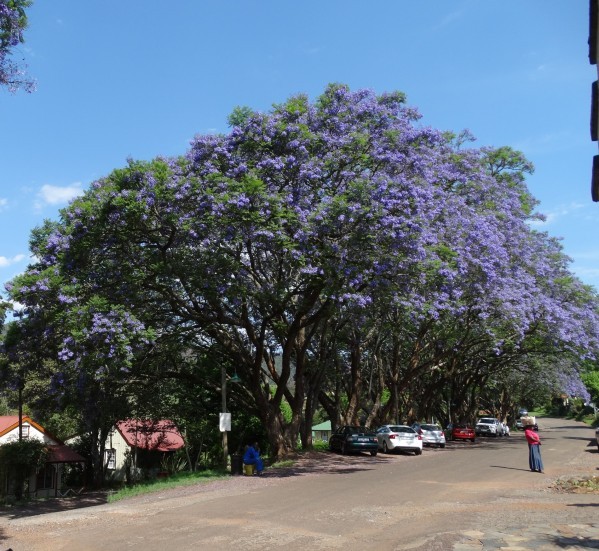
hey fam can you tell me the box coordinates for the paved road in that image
[1,417,598,550]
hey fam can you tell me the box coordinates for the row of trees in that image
[2,85,599,484]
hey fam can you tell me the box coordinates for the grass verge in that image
[554,475,599,494]
[107,469,228,503]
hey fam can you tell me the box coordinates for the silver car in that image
[376,425,423,455]
[411,423,446,448]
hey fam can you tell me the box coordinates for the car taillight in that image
[417,435,422,440]
[389,434,396,439]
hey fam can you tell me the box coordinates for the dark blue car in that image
[329,425,378,456]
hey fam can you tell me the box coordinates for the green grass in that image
[269,459,295,468]
[107,469,227,503]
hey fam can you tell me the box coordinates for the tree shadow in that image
[549,534,599,548]
[262,450,399,478]
[0,491,109,520]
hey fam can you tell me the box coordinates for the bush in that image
[0,440,48,499]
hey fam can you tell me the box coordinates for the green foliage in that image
[227,106,255,127]
[582,369,599,405]
[0,439,47,469]
[309,439,329,451]
[0,439,48,498]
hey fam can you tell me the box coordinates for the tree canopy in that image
[5,84,599,460]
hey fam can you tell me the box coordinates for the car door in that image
[330,427,344,451]
[376,426,389,449]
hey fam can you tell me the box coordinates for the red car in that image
[450,423,476,442]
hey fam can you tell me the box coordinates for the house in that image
[0,415,85,498]
[104,419,185,481]
[311,420,332,442]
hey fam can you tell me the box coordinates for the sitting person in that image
[242,442,264,474]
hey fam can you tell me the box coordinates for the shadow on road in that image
[550,534,599,548]
[0,491,110,521]
[489,465,531,472]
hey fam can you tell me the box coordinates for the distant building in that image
[311,420,332,442]
[0,415,84,498]
[104,419,185,481]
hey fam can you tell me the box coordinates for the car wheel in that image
[440,444,445,448]
[383,441,389,454]
[341,442,347,455]
[470,438,475,442]
[370,450,378,456]
[415,448,422,455]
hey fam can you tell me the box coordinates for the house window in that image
[21,425,29,439]
[36,464,55,489]
[105,449,116,470]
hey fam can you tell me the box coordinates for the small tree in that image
[0,439,47,500]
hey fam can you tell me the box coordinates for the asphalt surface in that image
[0,416,598,550]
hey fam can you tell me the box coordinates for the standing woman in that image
[524,423,543,473]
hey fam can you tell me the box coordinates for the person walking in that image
[524,423,543,473]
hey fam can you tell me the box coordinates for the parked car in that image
[329,426,378,456]
[515,418,524,430]
[376,425,423,455]
[450,423,476,442]
[411,423,446,448]
[475,417,505,437]
[518,407,528,417]
[502,423,510,437]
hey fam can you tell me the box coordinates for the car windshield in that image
[388,426,414,433]
[421,425,440,431]
[455,424,470,428]
[479,418,495,423]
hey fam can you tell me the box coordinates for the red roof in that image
[116,419,184,452]
[0,416,84,464]
[47,444,85,463]
[0,415,48,439]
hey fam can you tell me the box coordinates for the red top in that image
[524,428,540,445]
[116,419,184,452]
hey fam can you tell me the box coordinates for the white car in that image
[376,425,423,455]
[411,423,446,448]
[475,417,505,437]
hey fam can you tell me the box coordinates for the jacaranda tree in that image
[7,84,599,459]
[0,0,34,93]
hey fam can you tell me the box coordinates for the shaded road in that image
[1,417,598,550]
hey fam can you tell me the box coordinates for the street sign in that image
[219,412,231,432]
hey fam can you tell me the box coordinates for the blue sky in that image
[1,1,598,299]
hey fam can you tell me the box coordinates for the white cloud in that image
[35,183,84,211]
[0,198,7,211]
[0,254,26,268]
[529,202,587,227]
[512,131,583,156]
